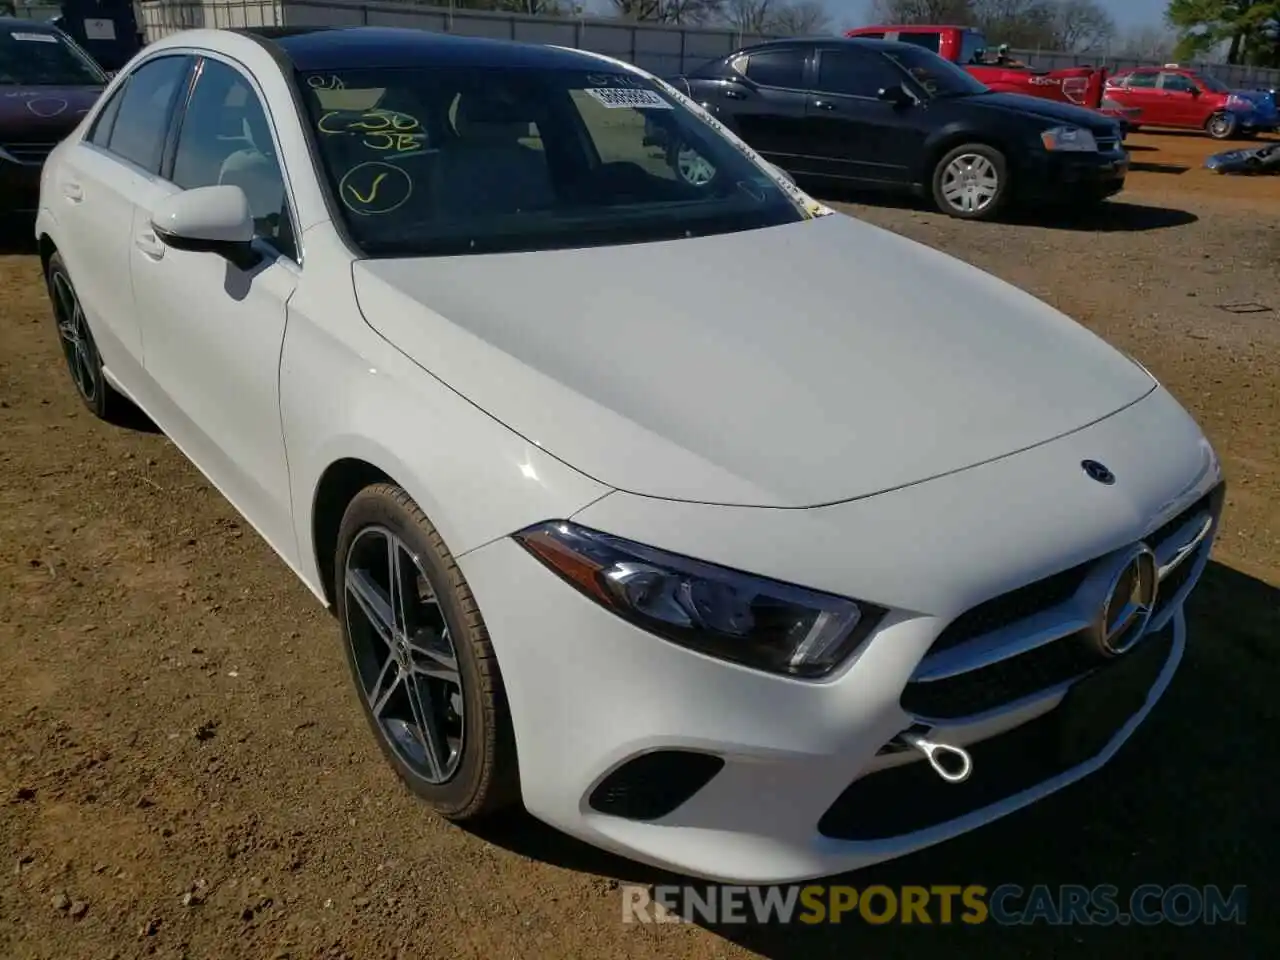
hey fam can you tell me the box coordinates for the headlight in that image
[1040,126,1097,151]
[513,521,886,679]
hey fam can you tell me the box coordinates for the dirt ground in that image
[1,131,1277,959]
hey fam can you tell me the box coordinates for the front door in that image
[804,46,926,185]
[129,55,301,557]
[1158,72,1205,127]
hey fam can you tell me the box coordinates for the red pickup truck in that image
[845,24,1138,129]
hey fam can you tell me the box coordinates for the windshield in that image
[882,45,990,98]
[0,28,106,86]
[299,65,808,257]
[1192,73,1230,93]
[959,30,988,65]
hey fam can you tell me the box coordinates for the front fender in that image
[279,234,611,600]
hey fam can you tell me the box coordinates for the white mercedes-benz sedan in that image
[35,25,1224,884]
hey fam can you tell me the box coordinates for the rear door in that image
[1113,70,1167,123]
[804,46,925,185]
[715,46,816,173]
[48,53,194,386]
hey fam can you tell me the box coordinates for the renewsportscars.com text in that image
[622,883,1248,926]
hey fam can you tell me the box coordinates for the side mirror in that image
[1189,86,1202,96]
[151,185,258,269]
[877,85,911,107]
[768,161,796,185]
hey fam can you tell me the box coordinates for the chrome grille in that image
[1096,136,1120,152]
[0,142,57,166]
[901,483,1224,721]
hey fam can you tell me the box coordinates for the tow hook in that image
[898,731,973,784]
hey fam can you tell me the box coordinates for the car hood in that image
[963,91,1116,132]
[0,84,102,138]
[353,214,1155,508]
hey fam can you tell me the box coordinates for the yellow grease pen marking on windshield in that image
[307,74,345,91]
[338,161,413,216]
[319,110,425,152]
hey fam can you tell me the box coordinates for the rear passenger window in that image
[1125,72,1158,88]
[88,82,127,147]
[106,55,191,173]
[743,49,807,89]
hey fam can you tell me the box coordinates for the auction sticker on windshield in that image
[583,87,672,110]
[10,32,59,43]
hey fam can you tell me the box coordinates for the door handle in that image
[723,89,746,100]
[814,100,837,111]
[62,181,83,203]
[134,230,165,260]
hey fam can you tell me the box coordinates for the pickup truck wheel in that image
[1206,111,1239,140]
[932,144,1008,220]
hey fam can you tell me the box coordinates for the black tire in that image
[1206,111,1239,140]
[931,143,1009,221]
[44,251,118,420]
[334,482,520,821]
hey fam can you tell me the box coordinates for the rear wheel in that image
[1206,111,1239,140]
[45,251,118,420]
[931,144,1009,221]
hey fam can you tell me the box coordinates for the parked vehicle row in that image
[661,37,1128,221]
[843,23,1140,133]
[35,24,1223,886]
[1105,65,1279,140]
[0,16,107,223]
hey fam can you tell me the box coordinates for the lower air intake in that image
[588,750,724,821]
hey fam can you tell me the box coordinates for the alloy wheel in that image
[941,153,1000,214]
[50,270,98,404]
[344,525,465,784]
[676,145,717,186]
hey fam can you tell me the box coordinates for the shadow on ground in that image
[473,561,1275,957]
[0,224,37,255]
[811,183,1198,232]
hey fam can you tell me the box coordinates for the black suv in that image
[654,38,1127,220]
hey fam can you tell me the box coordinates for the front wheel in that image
[334,483,520,821]
[1206,111,1239,140]
[931,144,1009,220]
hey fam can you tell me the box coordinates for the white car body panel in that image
[34,27,1224,885]
[356,213,1155,507]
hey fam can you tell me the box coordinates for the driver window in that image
[171,58,295,261]
[815,50,903,98]
[1159,73,1196,93]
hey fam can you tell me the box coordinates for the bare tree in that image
[769,0,830,34]
[1113,24,1181,61]
[724,0,775,32]
[609,0,727,23]
[1052,0,1115,53]
[868,0,976,21]
[727,0,830,33]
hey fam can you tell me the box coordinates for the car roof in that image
[739,36,937,55]
[239,25,616,73]
[0,16,58,31]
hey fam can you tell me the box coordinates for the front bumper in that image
[1017,148,1128,203]
[458,387,1222,883]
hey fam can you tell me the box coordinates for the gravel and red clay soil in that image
[2,131,1277,959]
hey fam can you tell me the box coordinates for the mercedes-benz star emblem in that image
[1087,544,1159,657]
[1082,460,1116,484]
